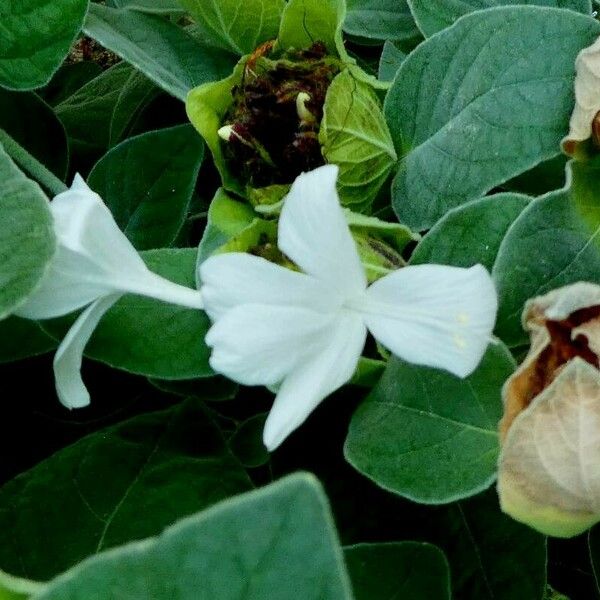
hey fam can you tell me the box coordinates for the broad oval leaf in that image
[0,147,55,319]
[345,343,516,503]
[344,542,451,600]
[34,474,353,600]
[42,248,213,379]
[385,6,600,230]
[84,4,237,101]
[88,124,204,250]
[408,0,591,38]
[410,193,529,270]
[0,0,88,91]
[0,399,251,581]
[178,0,285,55]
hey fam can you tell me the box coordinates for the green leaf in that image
[148,376,238,402]
[493,162,600,347]
[278,0,345,56]
[408,0,592,37]
[0,570,43,600]
[410,193,529,270]
[345,209,418,251]
[0,317,56,363]
[35,474,353,599]
[344,542,451,599]
[88,124,204,250]
[0,0,88,91]
[43,248,212,379]
[0,147,55,319]
[0,90,68,179]
[87,249,211,378]
[384,6,600,230]
[320,70,397,211]
[55,62,134,159]
[378,41,406,83]
[0,399,251,581]
[41,61,103,107]
[588,526,600,595]
[84,4,237,101]
[109,69,159,145]
[229,414,270,468]
[113,0,185,13]
[197,187,263,264]
[178,0,285,55]
[345,343,516,503]
[436,489,547,600]
[344,0,420,43]
[186,61,246,197]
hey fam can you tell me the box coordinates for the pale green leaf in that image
[320,70,397,211]
[278,0,345,56]
[178,0,285,55]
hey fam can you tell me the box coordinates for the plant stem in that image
[0,128,68,196]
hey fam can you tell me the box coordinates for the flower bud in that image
[498,282,600,537]
[186,40,395,212]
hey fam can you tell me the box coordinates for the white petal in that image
[206,304,339,386]
[199,252,340,321]
[16,177,203,319]
[53,294,121,409]
[50,175,148,275]
[354,264,497,378]
[263,311,367,451]
[278,165,367,296]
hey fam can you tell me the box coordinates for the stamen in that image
[296,92,316,124]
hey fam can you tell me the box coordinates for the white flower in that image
[15,175,204,409]
[199,165,498,451]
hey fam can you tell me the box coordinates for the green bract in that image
[186,0,395,211]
